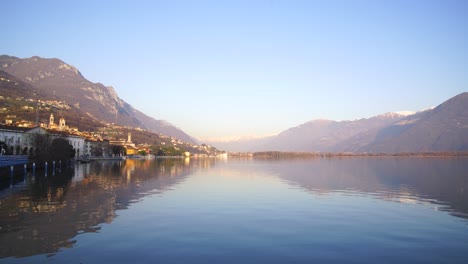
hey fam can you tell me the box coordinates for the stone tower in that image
[49,114,55,127]
[59,117,66,130]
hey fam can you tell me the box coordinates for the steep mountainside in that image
[0,55,196,144]
[0,70,48,99]
[0,70,108,131]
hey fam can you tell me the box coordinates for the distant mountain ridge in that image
[344,93,468,152]
[2,55,465,153]
[263,113,408,152]
[0,55,197,144]
[207,93,468,153]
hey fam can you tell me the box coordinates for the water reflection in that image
[266,157,468,219]
[1,157,467,261]
[0,158,213,258]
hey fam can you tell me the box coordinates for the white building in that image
[0,125,85,157]
[67,134,85,157]
[84,139,111,157]
[0,126,44,155]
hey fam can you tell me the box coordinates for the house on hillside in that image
[109,132,139,156]
[125,145,138,155]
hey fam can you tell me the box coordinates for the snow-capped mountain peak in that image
[394,111,416,116]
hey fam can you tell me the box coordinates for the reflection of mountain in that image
[0,158,211,258]
[270,158,468,219]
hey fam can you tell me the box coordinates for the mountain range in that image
[207,93,468,153]
[0,55,196,144]
[1,55,466,153]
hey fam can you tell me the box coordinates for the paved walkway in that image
[0,155,29,167]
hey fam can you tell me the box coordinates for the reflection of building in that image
[0,157,204,258]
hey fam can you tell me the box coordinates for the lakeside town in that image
[0,113,225,158]
[2,94,467,172]
[0,95,226,170]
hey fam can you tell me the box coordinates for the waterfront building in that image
[0,125,85,157]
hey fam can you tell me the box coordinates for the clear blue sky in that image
[3,0,467,140]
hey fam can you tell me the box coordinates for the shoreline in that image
[232,151,468,158]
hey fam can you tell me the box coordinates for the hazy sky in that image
[3,0,468,140]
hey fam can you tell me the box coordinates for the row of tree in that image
[28,134,75,163]
[252,151,468,158]
[151,146,185,156]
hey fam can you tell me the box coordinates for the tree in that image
[0,141,7,155]
[91,142,103,157]
[110,145,125,156]
[51,138,75,160]
[151,146,185,156]
[29,134,75,162]
[29,134,52,162]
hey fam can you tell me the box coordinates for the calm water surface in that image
[1,157,468,263]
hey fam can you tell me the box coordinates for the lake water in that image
[1,157,468,263]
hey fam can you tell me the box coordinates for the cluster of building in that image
[0,114,135,158]
[1,111,227,160]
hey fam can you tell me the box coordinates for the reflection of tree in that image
[271,157,468,219]
[0,158,215,258]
